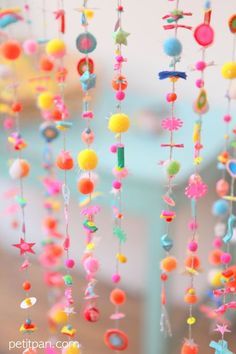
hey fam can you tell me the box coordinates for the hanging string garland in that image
[75,1,101,324]
[158,0,192,338]
[182,3,214,353]
[104,0,130,351]
[208,13,236,354]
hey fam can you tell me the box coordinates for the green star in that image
[113,28,130,45]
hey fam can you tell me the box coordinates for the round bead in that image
[212,199,229,216]
[208,249,222,266]
[221,253,232,265]
[184,288,198,305]
[83,306,100,322]
[62,345,80,354]
[77,149,98,171]
[40,56,54,72]
[57,151,74,170]
[213,237,223,249]
[112,180,122,190]
[160,273,168,282]
[187,316,196,325]
[78,178,94,194]
[112,273,121,283]
[104,329,128,351]
[195,61,206,71]
[81,129,95,145]
[116,90,125,101]
[223,114,232,123]
[161,256,177,272]
[221,62,236,79]
[12,102,22,113]
[1,40,21,60]
[3,117,14,129]
[163,37,182,57]
[22,281,31,291]
[195,79,204,88]
[83,256,99,273]
[110,145,117,153]
[46,38,66,59]
[166,92,177,102]
[23,39,38,55]
[185,255,201,270]
[166,160,181,177]
[108,113,130,133]
[65,259,75,268]
[188,241,198,252]
[181,341,198,354]
[110,288,126,306]
[216,179,229,197]
[9,159,30,179]
[37,91,54,110]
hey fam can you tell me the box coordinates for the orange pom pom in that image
[40,56,54,72]
[1,40,21,60]
[181,340,198,354]
[56,151,74,170]
[12,102,22,113]
[185,255,201,270]
[43,216,57,230]
[22,281,31,291]
[78,178,94,195]
[184,288,198,305]
[161,256,177,272]
[208,249,222,265]
[110,288,126,306]
[52,109,62,121]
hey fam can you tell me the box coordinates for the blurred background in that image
[1,0,236,353]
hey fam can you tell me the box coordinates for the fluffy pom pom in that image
[77,149,98,171]
[163,37,182,57]
[108,113,130,133]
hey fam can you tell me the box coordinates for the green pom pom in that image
[166,160,181,176]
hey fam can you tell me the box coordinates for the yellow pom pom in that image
[84,9,94,19]
[221,62,236,79]
[46,38,66,59]
[108,113,130,133]
[37,92,54,110]
[63,345,80,354]
[211,271,222,287]
[78,149,98,171]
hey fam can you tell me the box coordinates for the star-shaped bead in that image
[13,238,35,255]
[113,28,130,45]
[214,324,231,336]
[80,70,96,91]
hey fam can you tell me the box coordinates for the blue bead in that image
[212,199,229,216]
[163,37,182,57]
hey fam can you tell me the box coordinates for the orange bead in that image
[216,179,229,197]
[181,341,198,354]
[208,249,222,266]
[1,40,21,60]
[22,281,31,291]
[161,256,177,272]
[78,178,94,195]
[52,109,62,121]
[185,255,201,270]
[110,288,126,306]
[40,56,54,72]
[56,151,74,170]
[43,216,57,230]
[184,288,198,304]
[112,75,128,91]
[12,102,22,113]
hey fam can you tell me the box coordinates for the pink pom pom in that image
[221,253,232,265]
[195,61,206,71]
[116,90,125,101]
[188,220,198,231]
[65,259,75,268]
[213,237,223,249]
[112,166,129,179]
[23,39,38,55]
[112,180,122,190]
[188,240,198,252]
[223,114,232,123]
[3,117,14,129]
[112,273,121,283]
[84,256,99,273]
[196,79,204,88]
[110,144,117,153]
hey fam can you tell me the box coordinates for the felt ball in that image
[163,37,182,57]
[212,199,229,216]
[195,61,206,71]
[166,92,177,102]
[43,216,57,230]
[65,259,75,269]
[196,79,204,88]
[9,159,30,179]
[108,113,130,133]
[184,288,198,305]
[224,114,232,123]
[110,144,117,153]
[40,56,54,72]
[161,256,177,272]
[185,255,200,270]
[116,90,125,101]
[23,39,38,55]
[112,273,121,283]
[208,249,223,266]
[78,178,94,194]
[37,92,54,110]
[213,237,223,249]
[113,180,122,190]
[166,160,181,177]
[221,62,236,79]
[83,256,99,273]
[1,40,21,60]
[221,253,232,265]
[12,102,22,113]
[181,341,198,354]
[56,151,74,170]
[83,306,100,322]
[188,241,198,252]
[81,128,95,145]
[110,288,126,305]
[216,179,229,197]
[161,273,168,281]
[46,39,66,59]
[3,117,14,129]
[22,281,31,291]
[77,149,98,171]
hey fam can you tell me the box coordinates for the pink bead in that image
[81,129,95,145]
[188,220,198,231]
[84,256,99,273]
[116,90,125,101]
[112,273,121,283]
[213,237,223,249]
[195,61,206,71]
[196,79,204,88]
[116,55,124,63]
[65,259,75,268]
[112,180,122,190]
[110,144,117,153]
[188,240,198,252]
[23,39,38,55]
[221,253,232,264]
[216,179,229,197]
[3,117,14,129]
[223,114,232,123]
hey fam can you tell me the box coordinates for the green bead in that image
[166,160,181,176]
[117,146,125,168]
[63,274,73,286]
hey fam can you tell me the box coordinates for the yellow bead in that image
[187,316,196,325]
[84,9,94,19]
[108,113,130,133]
[221,62,236,79]
[77,149,98,171]
[86,243,95,250]
[116,253,127,263]
[37,91,54,110]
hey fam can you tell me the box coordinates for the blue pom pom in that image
[212,199,229,216]
[163,37,182,57]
